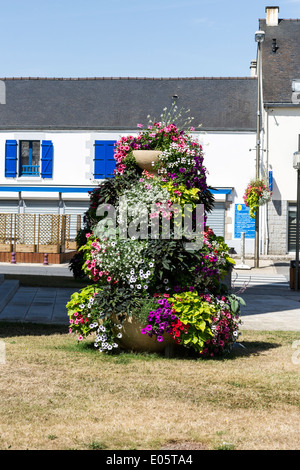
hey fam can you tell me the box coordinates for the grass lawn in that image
[0,322,299,451]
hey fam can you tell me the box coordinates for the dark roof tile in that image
[0,77,257,131]
[259,18,300,103]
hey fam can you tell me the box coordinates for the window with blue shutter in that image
[19,140,40,176]
[41,140,53,178]
[94,140,116,179]
[5,140,17,177]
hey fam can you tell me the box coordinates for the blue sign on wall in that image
[234,204,255,239]
[269,170,273,191]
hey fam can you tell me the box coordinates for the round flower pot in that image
[132,150,161,174]
[114,314,175,353]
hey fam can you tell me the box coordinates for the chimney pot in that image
[250,60,257,77]
[265,6,279,26]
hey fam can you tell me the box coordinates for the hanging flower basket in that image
[243,179,272,218]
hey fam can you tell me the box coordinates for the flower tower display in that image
[67,105,245,358]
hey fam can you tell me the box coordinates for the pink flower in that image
[137,123,143,128]
[107,276,112,282]
[78,335,83,341]
[86,233,91,238]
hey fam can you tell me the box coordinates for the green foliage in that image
[143,239,198,290]
[168,291,215,353]
[243,179,272,219]
[161,181,200,211]
[66,285,101,339]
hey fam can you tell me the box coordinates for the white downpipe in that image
[259,43,268,256]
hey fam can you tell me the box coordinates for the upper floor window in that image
[20,140,40,176]
[5,139,53,178]
[94,140,116,179]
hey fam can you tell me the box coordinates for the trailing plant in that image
[167,291,215,353]
[199,293,244,358]
[67,285,101,340]
[243,179,272,218]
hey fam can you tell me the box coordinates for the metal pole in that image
[295,168,300,290]
[241,232,245,265]
[254,42,262,268]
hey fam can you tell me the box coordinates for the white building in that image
[0,76,257,259]
[255,6,300,256]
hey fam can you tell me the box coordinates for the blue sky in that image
[1,0,300,78]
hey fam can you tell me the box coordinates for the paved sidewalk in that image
[0,259,299,331]
[233,258,300,331]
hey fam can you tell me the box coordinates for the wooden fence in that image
[0,213,81,254]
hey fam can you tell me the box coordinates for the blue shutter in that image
[94,140,116,179]
[94,141,106,179]
[5,140,17,177]
[41,140,53,178]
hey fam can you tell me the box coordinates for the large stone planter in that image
[113,314,175,353]
[132,150,161,174]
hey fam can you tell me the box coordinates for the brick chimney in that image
[265,6,279,26]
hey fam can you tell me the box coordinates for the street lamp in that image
[293,151,300,290]
[254,30,265,268]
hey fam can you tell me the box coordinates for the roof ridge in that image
[0,76,255,81]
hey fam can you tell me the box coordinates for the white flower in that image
[117,333,122,338]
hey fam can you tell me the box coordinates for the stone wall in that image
[267,199,287,255]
